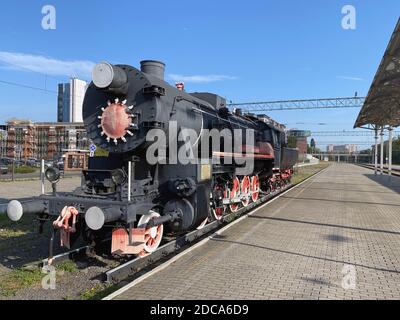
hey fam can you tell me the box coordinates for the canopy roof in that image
[354,18,400,128]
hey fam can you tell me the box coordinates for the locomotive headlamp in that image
[111,169,127,185]
[45,167,60,183]
[92,61,128,90]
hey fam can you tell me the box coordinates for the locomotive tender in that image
[6,60,298,257]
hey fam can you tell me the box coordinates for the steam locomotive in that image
[6,60,298,257]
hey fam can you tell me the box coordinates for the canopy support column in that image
[380,127,384,175]
[388,126,393,180]
[374,127,378,175]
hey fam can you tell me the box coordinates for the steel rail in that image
[357,163,400,177]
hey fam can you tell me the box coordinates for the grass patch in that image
[56,260,78,273]
[0,213,7,223]
[0,213,34,240]
[12,166,37,174]
[0,267,43,297]
[0,213,51,252]
[292,162,330,185]
[79,284,119,300]
[0,261,80,297]
[79,284,105,300]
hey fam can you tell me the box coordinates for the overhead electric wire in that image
[0,60,90,100]
[0,78,87,100]
[0,60,90,83]
[0,79,57,94]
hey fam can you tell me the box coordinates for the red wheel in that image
[269,179,276,193]
[137,211,163,254]
[251,175,260,202]
[241,176,251,207]
[212,207,224,220]
[210,185,227,221]
[229,177,240,212]
[196,218,208,229]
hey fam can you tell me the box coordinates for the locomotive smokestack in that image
[140,60,165,80]
[92,61,128,90]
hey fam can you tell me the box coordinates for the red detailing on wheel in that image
[211,185,227,221]
[111,227,146,255]
[280,169,293,185]
[138,211,164,254]
[213,207,224,220]
[197,218,208,229]
[269,177,276,193]
[111,211,163,256]
[251,175,260,202]
[229,177,240,212]
[241,176,251,207]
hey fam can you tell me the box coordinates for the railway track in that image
[357,163,400,177]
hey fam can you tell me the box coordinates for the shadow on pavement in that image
[300,276,336,287]
[295,186,398,194]
[210,237,400,275]
[363,174,400,194]
[280,195,400,207]
[248,215,400,236]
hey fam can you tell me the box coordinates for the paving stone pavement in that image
[114,164,400,300]
[0,176,81,204]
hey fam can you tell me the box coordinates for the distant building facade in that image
[4,119,88,161]
[287,130,311,160]
[346,144,358,153]
[295,137,308,156]
[327,144,358,153]
[0,126,7,158]
[57,78,87,123]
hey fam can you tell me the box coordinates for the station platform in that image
[110,164,400,300]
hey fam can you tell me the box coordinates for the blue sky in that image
[0,0,399,150]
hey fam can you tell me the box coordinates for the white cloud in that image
[0,51,239,84]
[336,75,365,81]
[168,73,237,83]
[0,51,95,79]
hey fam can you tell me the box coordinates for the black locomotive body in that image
[6,60,298,256]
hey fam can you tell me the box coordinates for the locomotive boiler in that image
[6,60,298,257]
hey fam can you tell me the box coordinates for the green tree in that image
[94,147,109,157]
[287,136,297,148]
